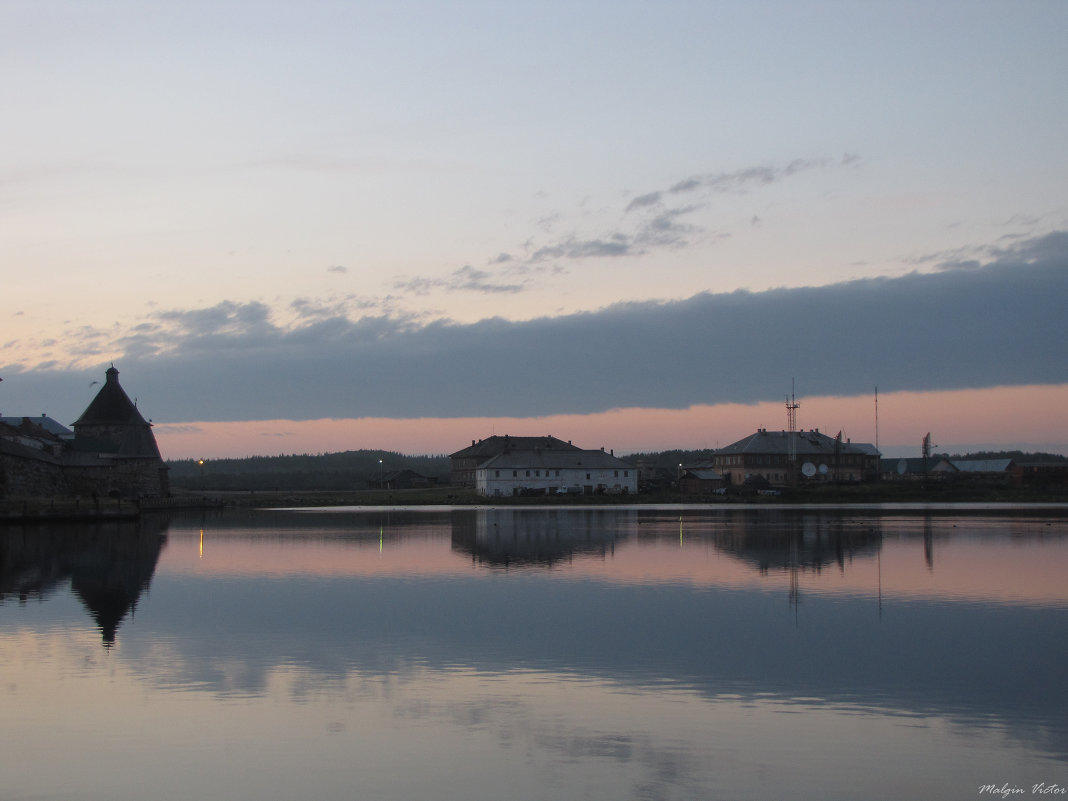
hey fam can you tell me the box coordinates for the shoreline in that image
[3,483,1067,522]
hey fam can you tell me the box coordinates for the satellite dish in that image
[897,458,908,475]
[801,462,817,478]
[818,464,829,475]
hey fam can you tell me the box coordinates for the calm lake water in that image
[2,504,1066,801]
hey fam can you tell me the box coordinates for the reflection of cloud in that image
[104,511,1068,764]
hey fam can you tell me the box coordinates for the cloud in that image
[518,156,841,271]
[3,231,1065,425]
[529,236,631,262]
[393,265,526,295]
[914,229,1068,272]
[665,159,831,197]
[634,205,703,248]
[450,266,525,294]
[624,192,662,212]
[390,156,847,295]
[327,265,348,274]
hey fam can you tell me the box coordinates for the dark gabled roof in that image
[879,456,955,474]
[951,458,1014,473]
[73,366,150,427]
[382,469,430,481]
[683,469,724,481]
[718,429,878,458]
[478,448,632,471]
[0,415,73,439]
[449,434,584,459]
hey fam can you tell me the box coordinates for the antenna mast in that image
[874,386,879,452]
[786,379,800,468]
[786,378,800,433]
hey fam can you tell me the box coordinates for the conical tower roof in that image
[72,366,161,459]
[74,366,149,427]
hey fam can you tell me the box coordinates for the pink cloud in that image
[154,384,1068,459]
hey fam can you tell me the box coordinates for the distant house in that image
[713,429,880,487]
[679,465,726,495]
[366,469,437,490]
[477,446,637,497]
[0,415,74,442]
[451,434,637,496]
[0,366,169,499]
[0,416,73,457]
[950,458,1015,475]
[1012,461,1068,488]
[879,456,956,480]
[449,435,583,488]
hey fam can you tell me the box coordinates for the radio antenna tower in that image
[874,386,879,452]
[786,379,800,433]
[786,379,800,466]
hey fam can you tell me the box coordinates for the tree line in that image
[167,450,451,492]
[167,447,1063,492]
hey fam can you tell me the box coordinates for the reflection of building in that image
[451,508,637,567]
[0,519,167,646]
[0,366,169,499]
[714,429,880,487]
[710,510,883,574]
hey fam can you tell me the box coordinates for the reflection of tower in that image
[0,520,167,647]
[69,525,167,647]
[923,516,934,570]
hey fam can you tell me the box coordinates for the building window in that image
[495,470,499,478]
[586,473,590,480]
[535,470,540,477]
[512,470,517,477]
[526,470,530,477]
[624,471,629,477]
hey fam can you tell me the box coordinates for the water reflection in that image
[450,507,637,567]
[1,506,1066,801]
[0,518,167,646]
[702,508,883,572]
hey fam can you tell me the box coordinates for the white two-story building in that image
[475,445,637,497]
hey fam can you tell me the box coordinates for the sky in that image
[2,1,1066,459]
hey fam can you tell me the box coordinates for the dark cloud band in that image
[3,232,1065,424]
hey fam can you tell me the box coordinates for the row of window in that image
[719,454,868,466]
[491,469,630,479]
